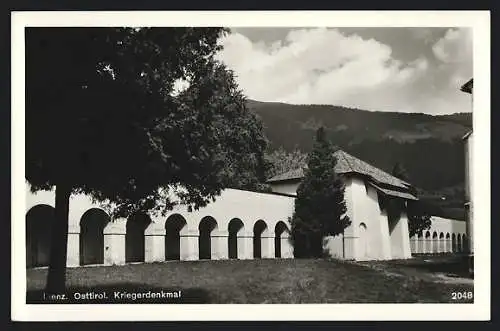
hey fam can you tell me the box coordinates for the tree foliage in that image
[264,146,308,179]
[406,201,433,237]
[290,127,350,258]
[248,99,469,192]
[26,27,268,292]
[392,162,409,182]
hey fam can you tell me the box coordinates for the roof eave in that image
[266,176,303,184]
[462,130,473,140]
[368,181,419,201]
[348,172,412,192]
[460,78,473,94]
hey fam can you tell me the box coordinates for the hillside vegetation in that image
[248,100,472,220]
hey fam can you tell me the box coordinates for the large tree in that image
[290,127,350,258]
[26,27,267,293]
[391,162,431,237]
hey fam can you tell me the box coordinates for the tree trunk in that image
[45,184,71,294]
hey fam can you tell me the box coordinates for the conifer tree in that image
[392,162,409,182]
[290,127,350,258]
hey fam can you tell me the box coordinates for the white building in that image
[26,187,295,268]
[267,149,417,261]
[461,78,474,272]
[26,150,468,268]
[409,216,466,255]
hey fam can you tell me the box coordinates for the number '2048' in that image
[451,291,473,300]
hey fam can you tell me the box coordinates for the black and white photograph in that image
[12,11,490,321]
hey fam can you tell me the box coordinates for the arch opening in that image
[228,218,244,259]
[165,214,187,260]
[274,221,290,258]
[253,220,268,259]
[26,205,55,268]
[358,222,369,260]
[198,216,218,260]
[79,208,110,266]
[125,212,151,263]
[425,231,431,254]
[439,232,444,253]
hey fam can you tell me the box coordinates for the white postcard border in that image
[11,10,491,321]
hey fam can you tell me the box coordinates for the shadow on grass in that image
[26,283,211,304]
[392,255,473,279]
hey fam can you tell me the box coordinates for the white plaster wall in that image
[411,216,467,254]
[378,207,392,260]
[26,178,430,266]
[26,187,111,266]
[340,177,355,259]
[465,132,473,255]
[155,188,295,235]
[348,178,370,260]
[321,177,399,261]
[324,177,354,259]
[389,210,412,259]
[465,132,473,202]
[348,178,394,261]
[26,187,112,231]
[25,184,296,267]
[103,219,126,265]
[26,185,296,234]
[366,185,392,260]
[467,202,473,254]
[324,234,344,259]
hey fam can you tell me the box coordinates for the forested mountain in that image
[248,100,473,220]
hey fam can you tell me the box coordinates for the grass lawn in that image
[26,258,474,304]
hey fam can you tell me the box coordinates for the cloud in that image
[431,28,473,92]
[432,28,472,64]
[412,28,434,44]
[218,28,429,112]
[217,27,472,114]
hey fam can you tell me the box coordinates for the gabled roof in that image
[460,78,473,94]
[267,150,412,191]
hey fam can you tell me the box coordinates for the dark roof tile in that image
[460,78,473,94]
[267,149,412,191]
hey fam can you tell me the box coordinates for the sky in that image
[216,27,473,115]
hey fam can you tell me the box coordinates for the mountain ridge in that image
[247,99,473,118]
[247,99,472,220]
